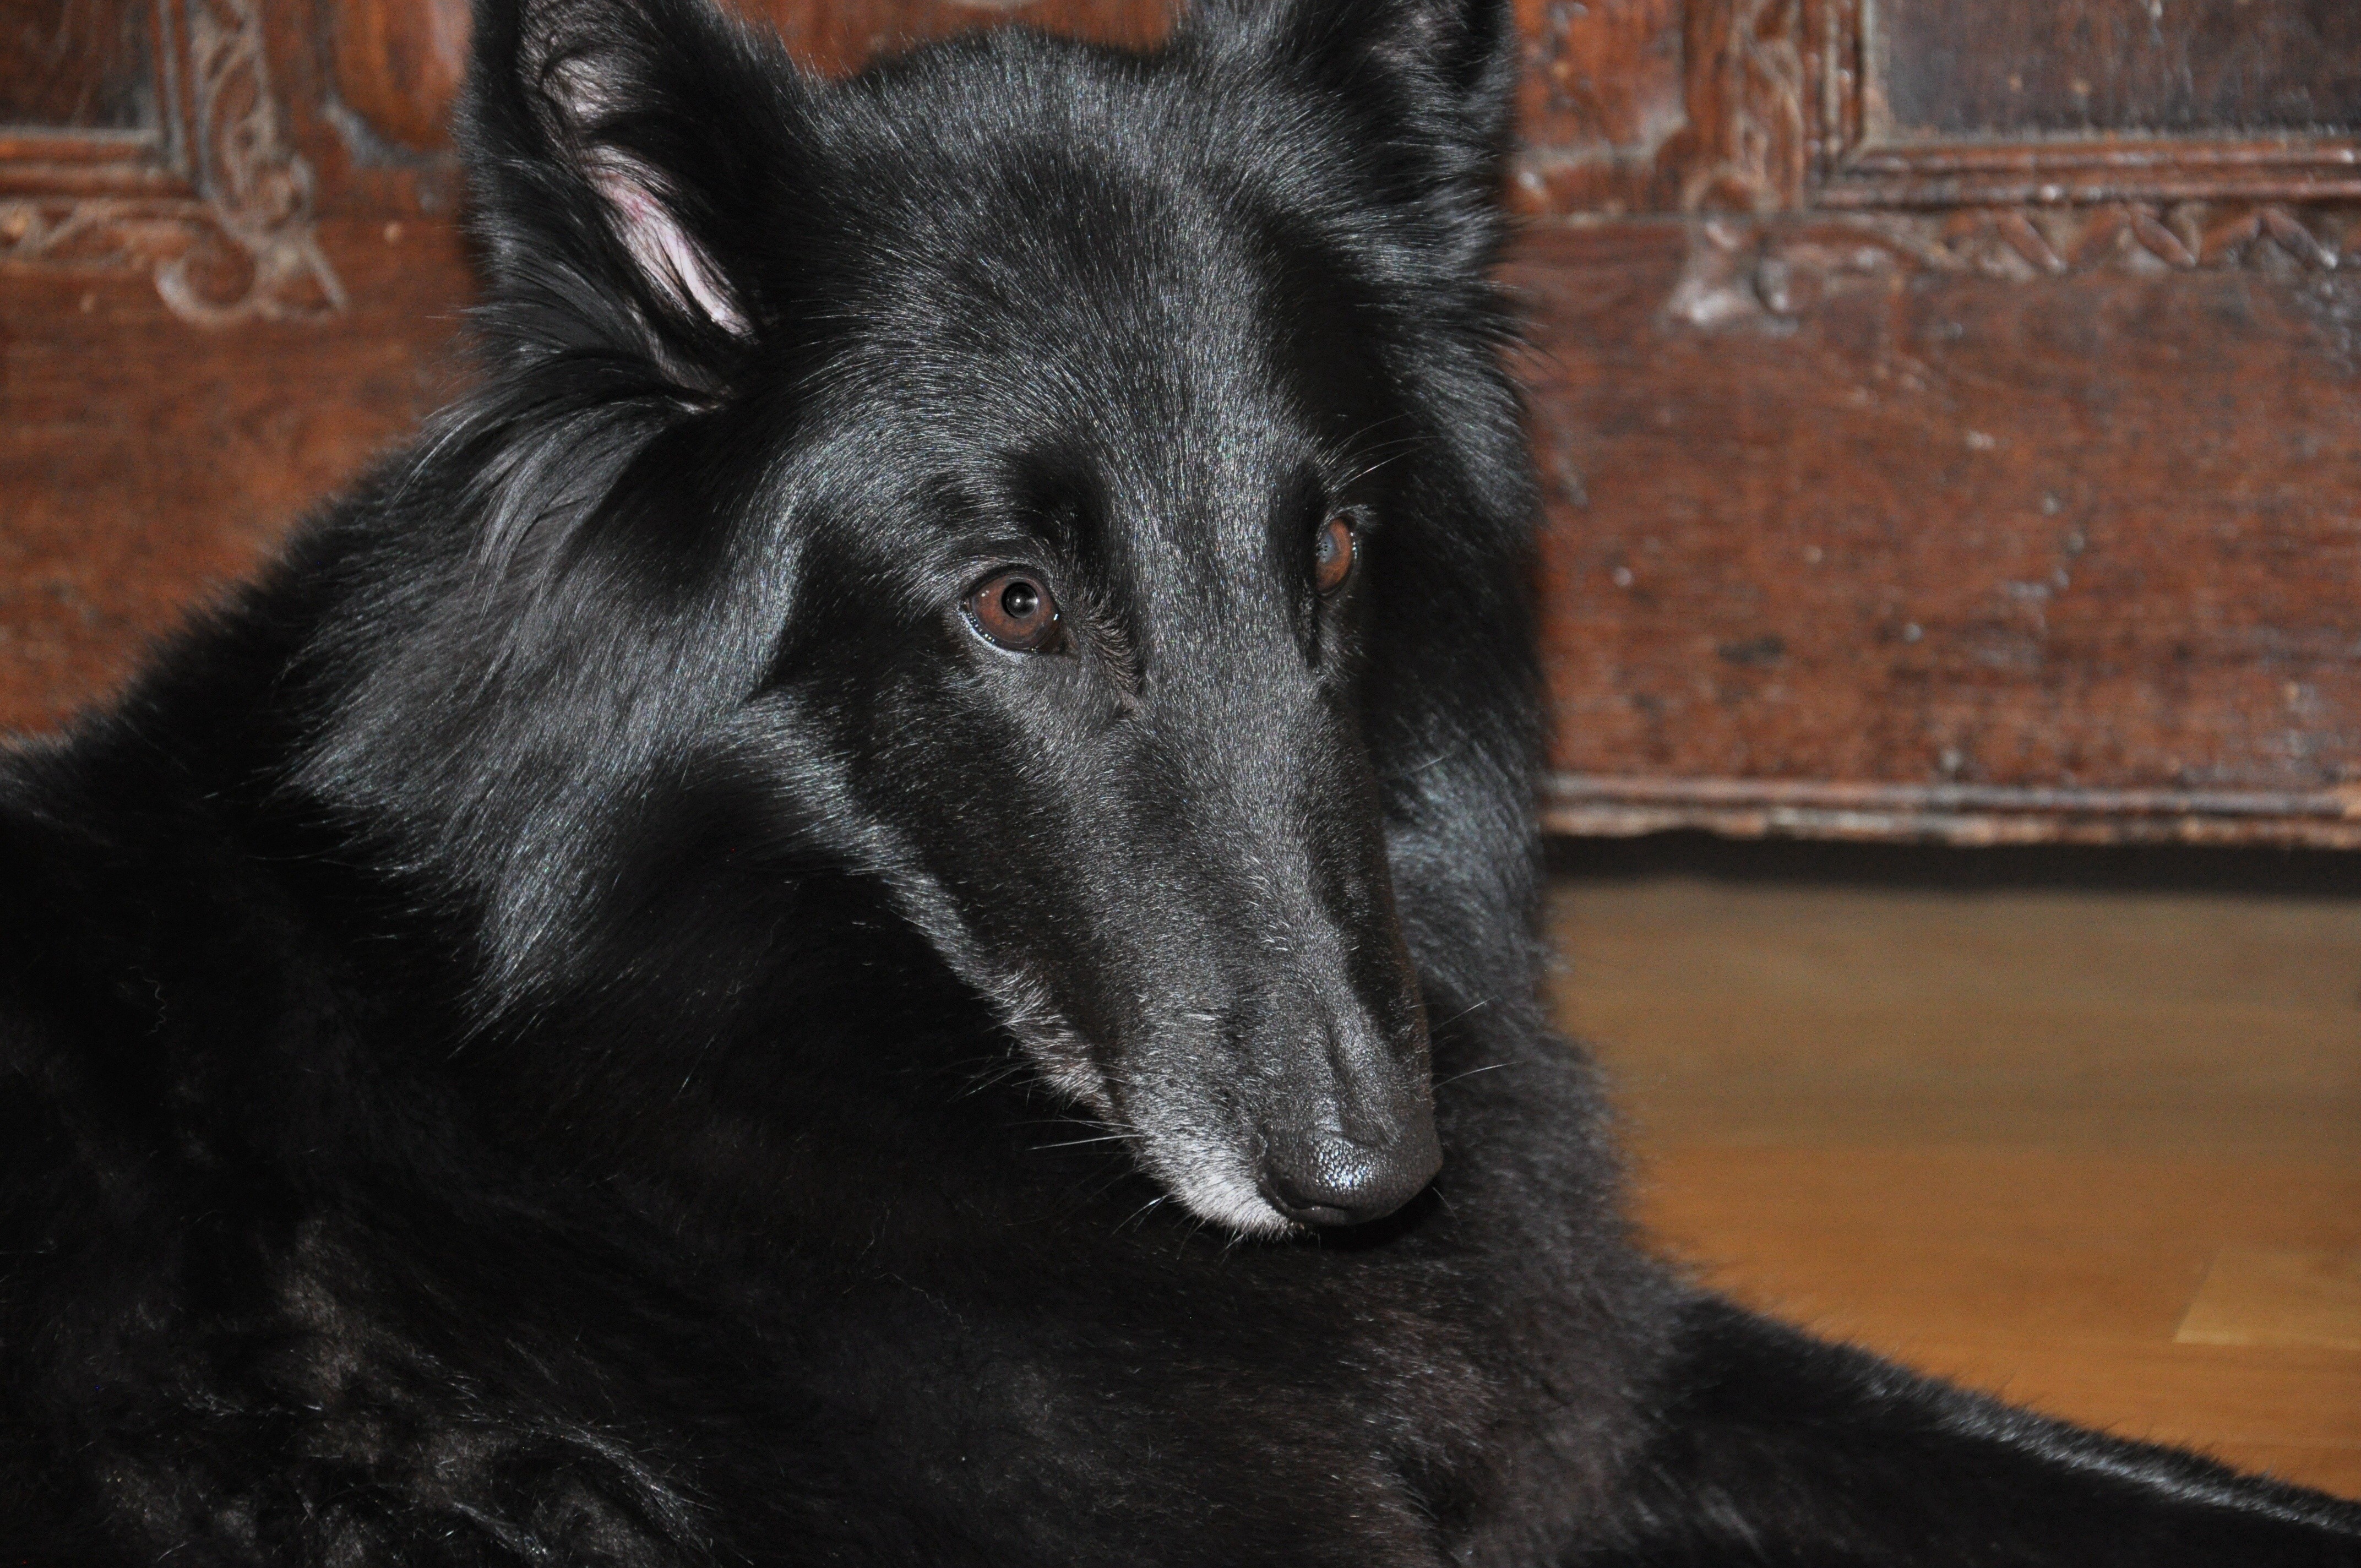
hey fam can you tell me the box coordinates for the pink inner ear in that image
[591,162,750,337]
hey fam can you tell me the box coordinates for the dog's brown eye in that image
[1313,514,1356,596]
[967,570,1064,652]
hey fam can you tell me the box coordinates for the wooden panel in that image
[1874,0,2361,140]
[331,0,469,150]
[1503,1,2361,214]
[731,0,1177,78]
[0,0,172,199]
[0,0,367,318]
[0,216,473,731]
[1503,0,2361,842]
[1508,0,1690,213]
[324,0,1182,134]
[1817,0,2361,208]
[0,0,156,129]
[2,0,2358,850]
[1512,215,2361,846]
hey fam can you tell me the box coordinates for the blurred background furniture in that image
[6,0,2360,846]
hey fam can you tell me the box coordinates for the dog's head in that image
[308,0,1538,1237]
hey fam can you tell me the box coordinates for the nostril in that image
[1259,1120,1442,1228]
[1261,1163,1362,1229]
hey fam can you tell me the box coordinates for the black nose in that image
[1260,1118,1442,1227]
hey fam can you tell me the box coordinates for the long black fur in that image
[3,0,2357,1561]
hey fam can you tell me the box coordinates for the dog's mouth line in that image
[893,890,1334,1240]
[987,1003,1301,1238]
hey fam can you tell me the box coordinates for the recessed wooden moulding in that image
[0,0,179,196]
[1813,0,2361,207]
[0,0,345,322]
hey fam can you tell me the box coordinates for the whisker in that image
[1433,997,1495,1032]
[1117,1194,1169,1232]
[1433,1061,1516,1091]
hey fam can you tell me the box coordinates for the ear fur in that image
[463,0,795,376]
[1192,0,1522,187]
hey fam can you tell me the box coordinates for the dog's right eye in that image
[1313,512,1357,596]
[965,571,1066,654]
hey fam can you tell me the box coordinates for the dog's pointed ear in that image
[463,0,793,374]
[1192,0,1520,177]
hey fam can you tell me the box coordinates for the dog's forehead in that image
[770,60,1388,580]
[857,156,1284,401]
[815,165,1338,520]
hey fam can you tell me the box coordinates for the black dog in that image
[3,0,2356,1560]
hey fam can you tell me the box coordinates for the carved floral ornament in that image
[0,0,344,325]
[4,0,2355,326]
[1667,201,2351,329]
[1633,0,2359,325]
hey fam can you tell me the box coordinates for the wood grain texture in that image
[1873,0,2361,140]
[3,0,2359,848]
[2179,1250,2361,1353]
[331,0,470,149]
[1548,869,2361,1498]
[0,0,156,129]
[729,0,1178,78]
[0,216,473,730]
[1547,869,2361,1159]
[1511,217,2361,840]
[1506,0,1689,214]
[1823,0,2361,209]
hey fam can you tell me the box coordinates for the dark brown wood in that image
[1495,0,2361,844]
[1814,0,2361,208]
[1504,0,2361,217]
[0,215,474,731]
[730,0,1179,78]
[3,0,2358,848]
[331,0,469,149]
[0,0,372,323]
[1541,776,2361,849]
[0,0,177,201]
[1816,141,2361,213]
[1505,0,1689,214]
[1510,0,1815,216]
[0,0,157,129]
[0,130,181,194]
[1511,214,2361,841]
[1872,0,2361,140]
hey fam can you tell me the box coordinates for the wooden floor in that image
[1546,850,2361,1500]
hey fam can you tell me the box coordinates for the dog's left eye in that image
[966,570,1067,654]
[1313,513,1357,596]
